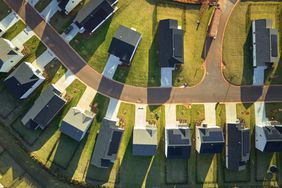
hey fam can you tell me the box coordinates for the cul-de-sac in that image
[0,0,281,187]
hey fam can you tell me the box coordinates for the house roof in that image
[166,127,191,159]
[74,0,115,34]
[226,123,250,171]
[21,84,67,130]
[197,126,224,153]
[0,38,23,70]
[4,62,45,99]
[58,0,82,14]
[157,19,184,68]
[132,126,157,156]
[60,107,95,141]
[91,118,124,168]
[108,25,141,65]
[262,123,282,152]
[252,19,278,67]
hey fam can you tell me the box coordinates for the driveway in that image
[105,97,121,121]
[254,102,267,126]
[204,103,216,125]
[161,68,173,87]
[40,0,59,22]
[76,87,97,111]
[225,103,237,123]
[54,70,76,91]
[11,26,35,49]
[253,67,266,85]
[0,11,19,37]
[27,0,40,7]
[135,104,147,128]
[165,104,177,127]
[32,49,55,70]
[102,55,121,79]
[61,23,80,43]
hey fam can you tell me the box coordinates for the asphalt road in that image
[4,0,282,104]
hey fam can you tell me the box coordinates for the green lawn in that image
[223,2,282,85]
[22,36,47,62]
[2,20,26,40]
[265,103,282,123]
[0,1,10,21]
[35,0,52,12]
[176,104,205,125]
[236,103,255,129]
[71,1,212,87]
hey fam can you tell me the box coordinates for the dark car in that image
[64,25,74,35]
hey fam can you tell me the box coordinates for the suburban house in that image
[58,0,83,15]
[158,19,184,87]
[133,125,157,156]
[0,38,24,73]
[165,127,191,159]
[108,25,142,66]
[21,84,67,130]
[256,121,282,152]
[196,124,225,153]
[74,0,118,35]
[91,118,124,168]
[225,121,250,171]
[4,62,45,99]
[60,107,95,142]
[252,19,278,68]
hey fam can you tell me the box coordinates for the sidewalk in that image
[165,104,177,127]
[135,104,147,128]
[204,103,216,125]
[76,87,97,111]
[11,26,35,50]
[105,98,121,121]
[32,49,55,70]
[0,11,19,36]
[54,70,76,91]
[40,0,59,22]
[102,55,121,79]
[225,103,237,123]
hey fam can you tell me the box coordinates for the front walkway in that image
[0,11,19,36]
[165,104,177,127]
[40,0,59,22]
[32,49,55,70]
[102,55,122,79]
[135,104,147,128]
[105,97,121,121]
[76,87,97,111]
[225,103,237,123]
[11,26,35,50]
[54,70,76,91]
[203,103,216,125]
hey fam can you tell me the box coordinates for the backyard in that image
[223,1,282,85]
[70,0,213,87]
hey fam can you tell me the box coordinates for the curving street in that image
[4,0,282,104]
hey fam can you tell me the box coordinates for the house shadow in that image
[242,26,253,85]
[201,37,213,59]
[196,153,215,184]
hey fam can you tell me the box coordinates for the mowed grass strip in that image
[2,20,26,40]
[223,2,281,85]
[22,36,47,62]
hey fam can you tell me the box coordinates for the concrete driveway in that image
[0,11,19,37]
[204,103,216,125]
[76,87,97,111]
[40,0,59,22]
[225,103,237,123]
[54,70,76,91]
[253,67,266,85]
[105,98,121,121]
[161,68,173,87]
[32,49,55,70]
[135,104,147,128]
[254,102,267,126]
[165,104,177,127]
[27,0,40,7]
[61,24,80,42]
[11,26,35,50]
[102,55,122,79]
